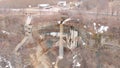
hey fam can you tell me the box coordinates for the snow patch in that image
[73,55,77,59]
[88,32,93,35]
[76,62,81,67]
[50,32,57,37]
[1,30,10,35]
[52,62,55,65]
[98,26,109,33]
[84,25,87,28]
[0,56,13,68]
[93,23,109,33]
[93,22,97,32]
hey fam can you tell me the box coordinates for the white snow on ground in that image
[93,22,97,32]
[80,37,86,45]
[82,42,86,45]
[98,26,109,33]
[49,32,67,37]
[84,25,87,28]
[1,30,10,35]
[73,55,77,59]
[76,62,81,67]
[73,59,81,67]
[88,32,93,35]
[93,23,109,33]
[0,56,13,68]
[57,21,61,24]
[50,32,58,37]
[52,62,55,65]
[72,55,81,68]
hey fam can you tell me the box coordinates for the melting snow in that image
[84,25,87,28]
[73,59,81,67]
[52,62,55,65]
[1,30,10,35]
[58,56,63,59]
[93,22,97,32]
[88,32,93,35]
[77,19,80,21]
[98,26,109,33]
[0,56,13,68]
[93,23,109,33]
[50,32,57,37]
[80,37,86,45]
[73,55,77,59]
[98,24,101,26]
[76,62,81,67]
[82,42,86,45]
[58,21,61,24]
